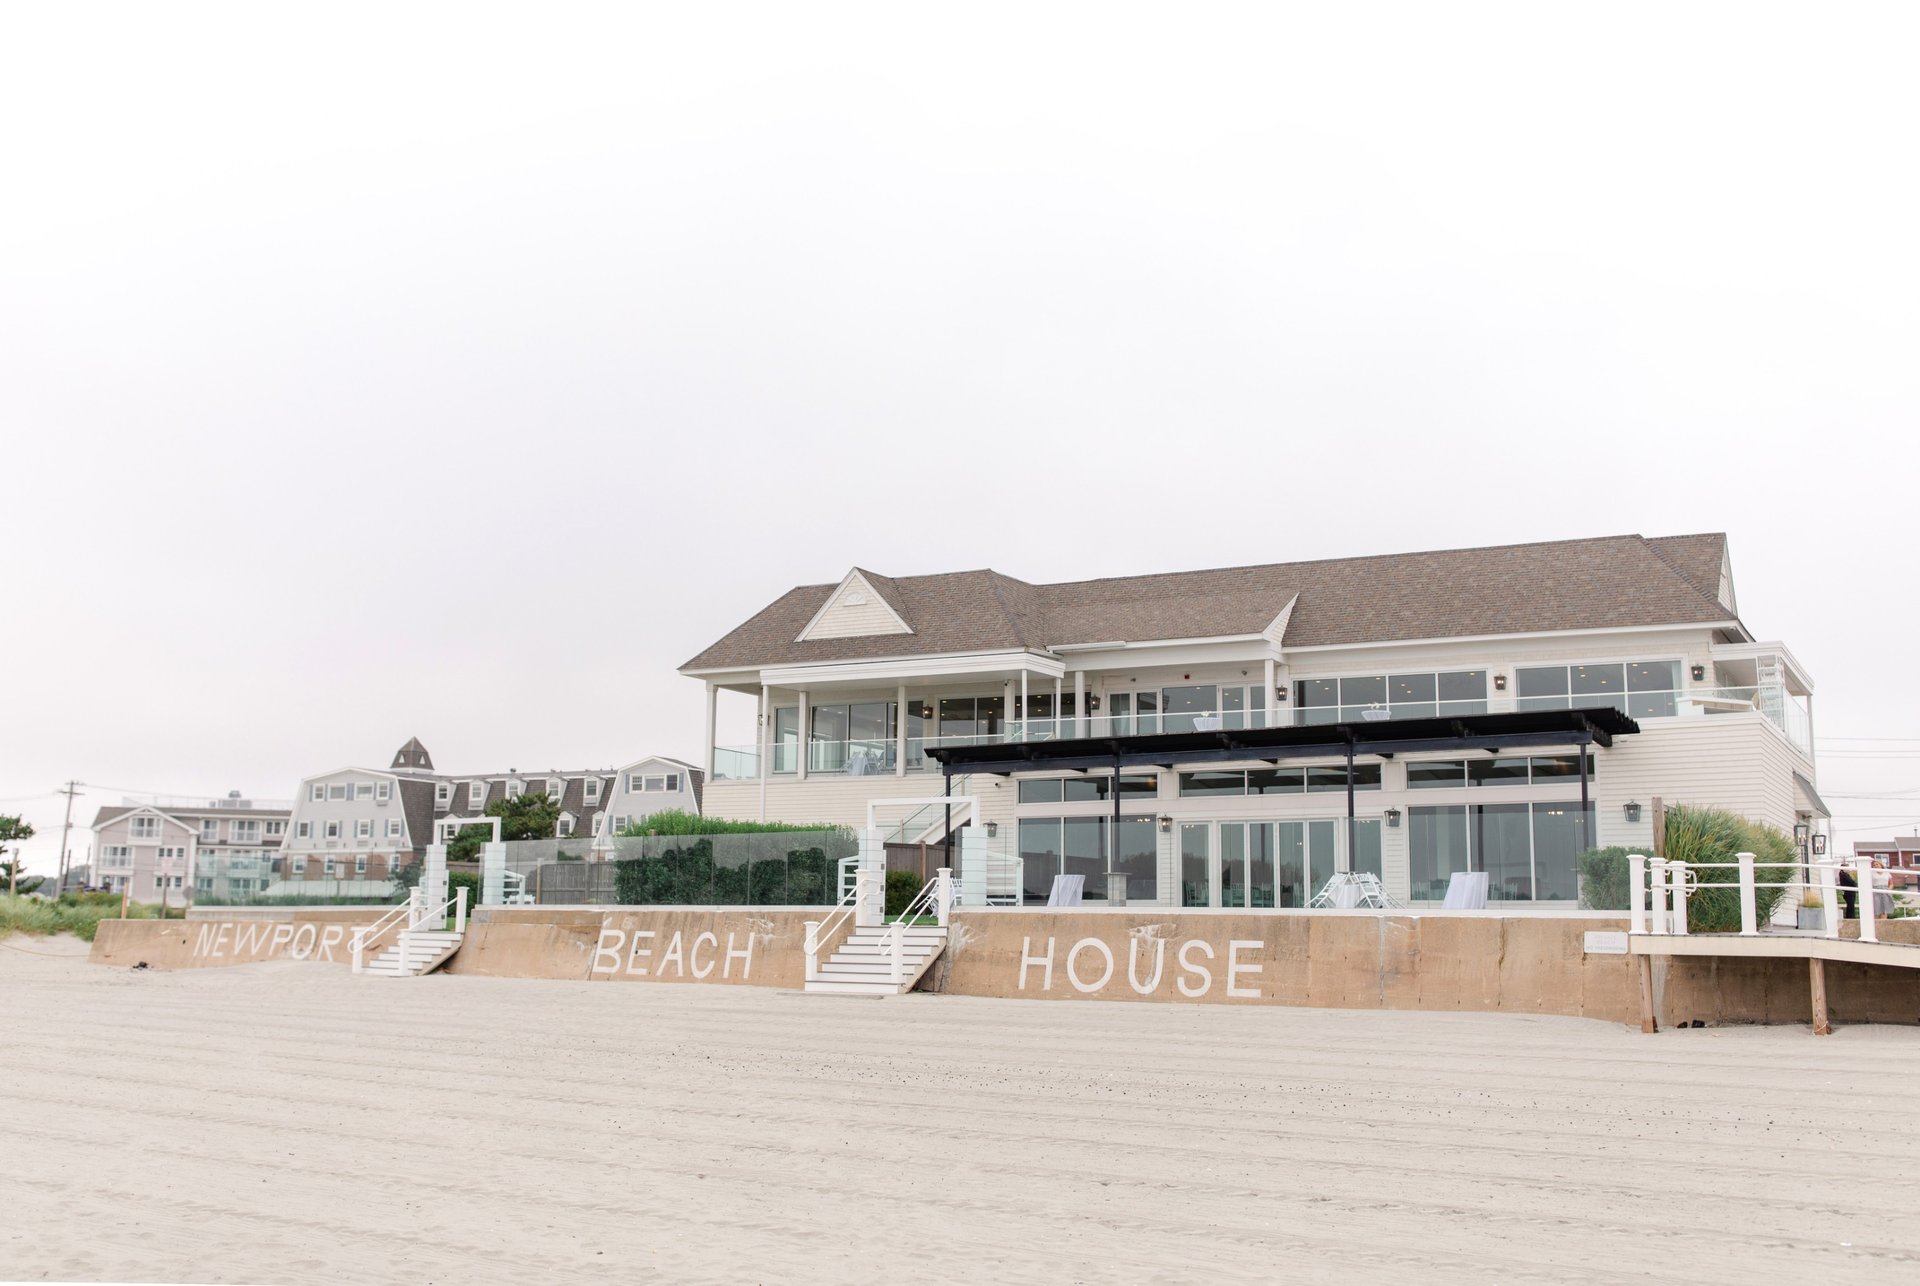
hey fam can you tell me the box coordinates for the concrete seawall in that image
[87,907,1920,1027]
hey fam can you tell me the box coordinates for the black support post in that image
[1579,737,1590,848]
[1345,741,1357,872]
[1111,752,1123,899]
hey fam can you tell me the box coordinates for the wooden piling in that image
[1809,958,1832,1035]
[1637,954,1658,1034]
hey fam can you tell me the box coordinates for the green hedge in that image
[885,870,926,918]
[1578,847,1634,910]
[610,838,842,905]
[617,810,846,837]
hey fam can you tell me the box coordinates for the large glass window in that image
[1295,670,1488,723]
[1180,824,1210,908]
[1409,806,1471,901]
[1161,685,1218,733]
[1468,757,1531,788]
[1306,764,1382,792]
[1179,770,1248,797]
[1021,815,1155,903]
[1517,660,1681,718]
[1408,760,1469,789]
[938,697,1003,741]
[1409,802,1595,902]
[772,707,800,773]
[1018,774,1155,805]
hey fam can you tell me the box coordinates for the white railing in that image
[803,867,876,985]
[350,885,470,974]
[1630,854,1905,943]
[885,868,955,986]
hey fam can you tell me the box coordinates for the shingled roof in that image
[681,534,1739,672]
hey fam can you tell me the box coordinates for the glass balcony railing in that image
[710,684,1812,780]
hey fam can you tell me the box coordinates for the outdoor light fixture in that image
[1623,801,1642,823]
[1087,694,1100,711]
[1493,674,1508,691]
[1385,808,1401,828]
[1794,822,1811,847]
[1158,815,1172,834]
[1275,687,1287,701]
[1691,664,1706,681]
[1812,834,1827,856]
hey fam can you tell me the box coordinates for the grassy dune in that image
[0,894,158,943]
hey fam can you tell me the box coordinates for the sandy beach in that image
[3,939,1916,1285]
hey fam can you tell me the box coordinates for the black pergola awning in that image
[923,706,1638,777]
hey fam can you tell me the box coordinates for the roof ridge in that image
[1037,533,1659,594]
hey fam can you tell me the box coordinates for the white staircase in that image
[360,929,464,977]
[351,887,468,979]
[807,923,948,995]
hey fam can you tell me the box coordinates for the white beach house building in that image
[682,534,1823,908]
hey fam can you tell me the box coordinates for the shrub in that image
[1577,847,1634,910]
[886,870,926,918]
[1,893,156,942]
[1664,804,1797,933]
[617,810,849,838]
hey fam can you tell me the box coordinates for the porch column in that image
[703,682,717,781]
[1053,676,1062,739]
[757,685,769,822]
[1265,656,1277,728]
[895,683,908,777]
[796,689,809,780]
[1020,671,1029,742]
[1074,671,1086,736]
[1003,680,1014,743]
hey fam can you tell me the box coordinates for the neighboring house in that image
[594,756,705,842]
[279,740,698,886]
[89,791,291,902]
[680,534,1824,907]
[1853,837,1920,871]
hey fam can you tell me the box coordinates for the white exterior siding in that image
[284,769,409,856]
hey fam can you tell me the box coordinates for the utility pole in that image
[53,781,80,894]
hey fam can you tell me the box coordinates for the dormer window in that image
[506,780,524,800]
[547,778,564,800]
[584,777,601,804]
[435,782,451,806]
[468,781,485,808]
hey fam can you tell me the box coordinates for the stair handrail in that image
[805,868,875,985]
[887,869,953,987]
[352,885,469,974]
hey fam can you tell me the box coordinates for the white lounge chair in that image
[1442,871,1489,909]
[1046,874,1086,907]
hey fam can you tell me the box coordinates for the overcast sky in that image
[4,3,1917,877]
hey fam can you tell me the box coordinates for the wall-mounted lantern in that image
[1812,834,1827,856]
[1385,808,1401,828]
[1794,822,1810,848]
[1623,801,1643,823]
[984,821,998,838]
[1157,815,1172,834]
[1493,674,1508,691]
[1690,664,1707,682]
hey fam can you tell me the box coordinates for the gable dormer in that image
[795,569,913,642]
[391,737,434,772]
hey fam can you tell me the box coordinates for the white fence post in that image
[803,921,821,983]
[455,886,468,934]
[1737,852,1757,936]
[890,919,905,986]
[856,827,885,928]
[1628,853,1647,935]
[1671,862,1691,936]
[1819,859,1840,938]
[1649,858,1669,935]
[1857,858,1878,944]
[935,866,954,927]
[958,826,989,908]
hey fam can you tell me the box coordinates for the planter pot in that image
[1797,907,1826,931]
